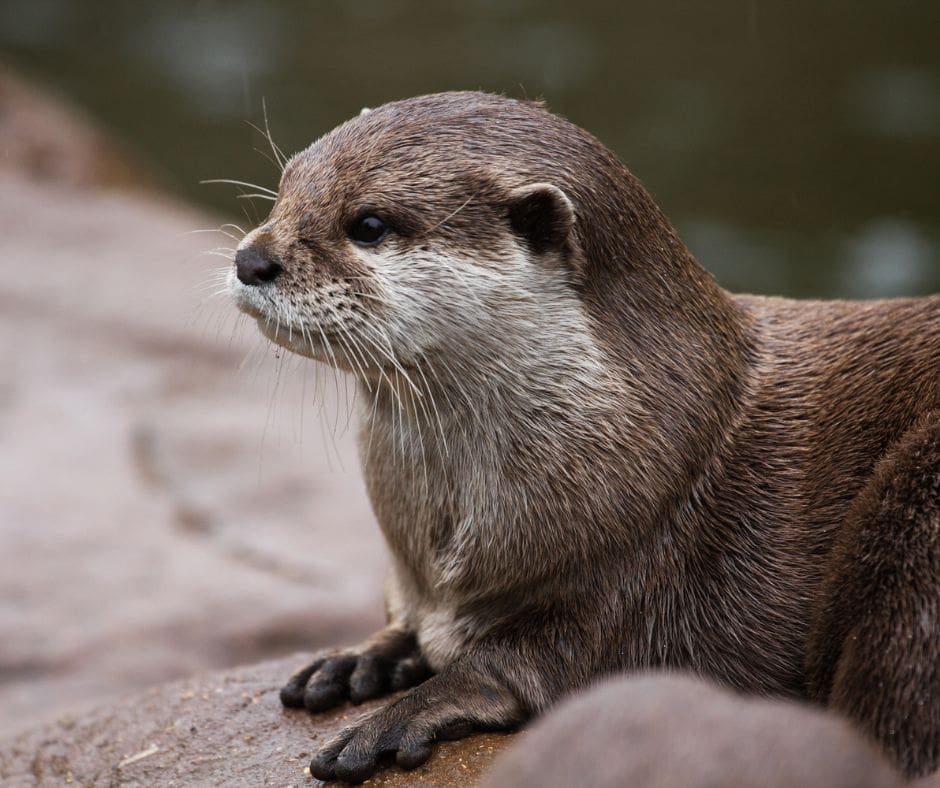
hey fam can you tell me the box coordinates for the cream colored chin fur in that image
[230,234,607,406]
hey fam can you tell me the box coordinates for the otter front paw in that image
[280,627,430,712]
[309,668,524,783]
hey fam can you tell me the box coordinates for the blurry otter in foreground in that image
[228,91,939,783]
[484,674,904,788]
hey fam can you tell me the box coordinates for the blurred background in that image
[2,0,938,296]
[0,0,937,757]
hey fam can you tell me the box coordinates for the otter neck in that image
[357,249,754,593]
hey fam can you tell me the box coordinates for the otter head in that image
[229,92,618,389]
[229,92,742,462]
[229,91,747,528]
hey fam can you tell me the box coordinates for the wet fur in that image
[229,92,940,781]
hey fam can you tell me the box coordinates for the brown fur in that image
[483,673,902,788]
[229,92,940,782]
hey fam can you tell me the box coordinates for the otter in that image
[483,673,902,788]
[228,91,939,783]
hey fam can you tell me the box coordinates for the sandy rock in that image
[0,654,514,786]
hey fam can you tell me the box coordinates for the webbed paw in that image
[309,669,523,783]
[280,627,430,712]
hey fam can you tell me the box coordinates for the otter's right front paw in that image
[280,629,431,712]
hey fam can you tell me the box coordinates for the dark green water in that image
[2,0,937,297]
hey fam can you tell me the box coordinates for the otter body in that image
[229,92,939,782]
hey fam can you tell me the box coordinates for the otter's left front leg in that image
[807,411,940,778]
[309,648,533,783]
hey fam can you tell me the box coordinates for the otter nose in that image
[235,246,282,286]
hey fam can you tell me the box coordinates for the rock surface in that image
[0,654,515,786]
[0,67,387,742]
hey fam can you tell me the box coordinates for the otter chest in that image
[414,605,467,671]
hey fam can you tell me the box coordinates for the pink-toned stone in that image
[0,119,386,740]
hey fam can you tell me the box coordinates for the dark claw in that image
[309,728,354,781]
[309,750,337,782]
[303,656,357,712]
[391,656,432,691]
[349,654,388,704]
[303,682,346,713]
[279,658,326,708]
[396,739,433,771]
[333,749,379,784]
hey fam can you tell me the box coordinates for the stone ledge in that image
[0,654,515,787]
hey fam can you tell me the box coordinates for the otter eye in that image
[348,215,388,246]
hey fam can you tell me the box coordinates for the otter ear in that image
[506,182,575,255]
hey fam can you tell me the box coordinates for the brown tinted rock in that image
[0,654,514,786]
[484,673,902,788]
